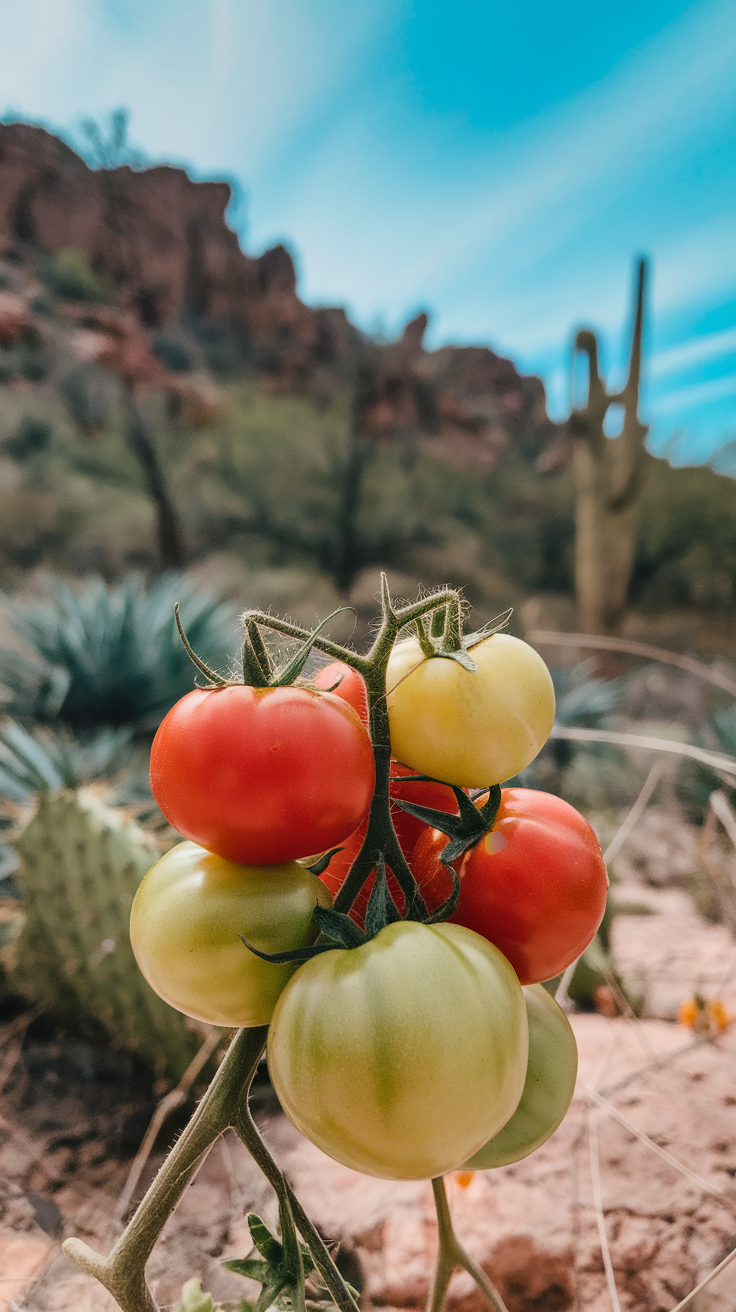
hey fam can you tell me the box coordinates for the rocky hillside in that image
[0,121,559,465]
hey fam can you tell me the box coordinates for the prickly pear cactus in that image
[10,788,203,1080]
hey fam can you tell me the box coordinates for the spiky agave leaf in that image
[0,572,238,730]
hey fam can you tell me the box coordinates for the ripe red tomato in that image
[150,685,375,865]
[319,762,462,924]
[412,788,608,984]
[311,661,369,725]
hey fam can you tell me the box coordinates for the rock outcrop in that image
[0,121,560,464]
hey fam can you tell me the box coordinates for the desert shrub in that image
[42,248,109,303]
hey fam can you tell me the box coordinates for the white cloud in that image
[655,374,736,415]
[651,325,736,379]
[285,0,735,333]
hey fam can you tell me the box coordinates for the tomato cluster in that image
[131,618,605,1182]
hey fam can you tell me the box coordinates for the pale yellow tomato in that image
[464,984,578,1168]
[386,633,555,787]
[130,841,331,1027]
[267,921,528,1180]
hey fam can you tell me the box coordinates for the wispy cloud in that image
[651,325,736,379]
[655,374,736,415]
[286,0,735,333]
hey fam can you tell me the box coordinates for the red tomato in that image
[411,788,608,984]
[150,685,375,865]
[319,762,462,924]
[311,661,369,725]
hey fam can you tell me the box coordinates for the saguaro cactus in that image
[11,788,201,1081]
[570,259,649,634]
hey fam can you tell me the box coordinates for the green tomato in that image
[267,921,528,1181]
[464,984,578,1169]
[386,632,555,788]
[130,841,331,1028]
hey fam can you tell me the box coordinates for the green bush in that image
[42,248,109,303]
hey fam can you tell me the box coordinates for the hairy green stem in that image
[427,1178,509,1312]
[233,1106,359,1312]
[246,577,461,921]
[64,1026,268,1312]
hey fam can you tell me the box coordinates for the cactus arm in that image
[570,329,608,458]
[607,258,650,511]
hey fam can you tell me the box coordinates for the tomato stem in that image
[244,577,466,924]
[428,1177,510,1312]
[65,577,489,1312]
[63,1025,268,1312]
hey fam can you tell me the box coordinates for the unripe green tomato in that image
[130,841,331,1028]
[464,984,578,1169]
[386,633,555,787]
[267,921,528,1181]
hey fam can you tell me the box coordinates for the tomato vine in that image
[61,574,582,1312]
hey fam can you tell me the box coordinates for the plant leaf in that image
[312,905,366,949]
[364,855,402,939]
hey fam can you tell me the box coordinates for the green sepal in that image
[433,647,477,672]
[312,904,366,948]
[241,625,271,688]
[425,863,461,923]
[271,609,351,687]
[223,1259,273,1281]
[245,621,274,683]
[255,1272,289,1312]
[239,933,339,965]
[305,847,344,878]
[464,607,513,649]
[224,1215,322,1312]
[174,604,228,687]
[391,784,502,866]
[364,855,402,939]
[248,1214,284,1264]
[408,620,478,671]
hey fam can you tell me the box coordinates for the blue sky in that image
[1,0,734,464]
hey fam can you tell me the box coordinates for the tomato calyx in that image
[241,854,461,967]
[174,602,352,690]
[411,604,513,673]
[392,781,503,866]
[304,847,345,878]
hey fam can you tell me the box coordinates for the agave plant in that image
[677,700,736,820]
[0,572,238,731]
[516,660,627,800]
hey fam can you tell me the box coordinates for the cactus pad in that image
[11,788,205,1080]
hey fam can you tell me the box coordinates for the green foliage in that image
[9,786,200,1078]
[60,363,118,436]
[0,573,238,730]
[42,248,109,303]
[677,700,736,820]
[224,1212,357,1312]
[633,460,736,611]
[0,718,134,800]
[4,417,52,461]
[77,107,147,171]
[516,662,635,805]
